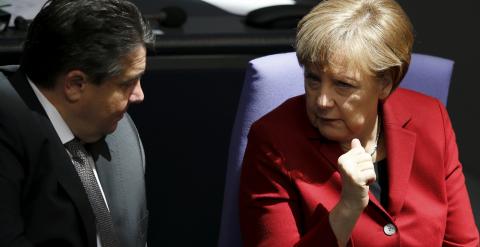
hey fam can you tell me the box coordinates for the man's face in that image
[78,45,146,142]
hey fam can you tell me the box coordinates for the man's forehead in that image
[122,46,147,75]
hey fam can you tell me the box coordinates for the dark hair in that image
[21,0,154,88]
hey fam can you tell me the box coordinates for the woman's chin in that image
[317,126,351,143]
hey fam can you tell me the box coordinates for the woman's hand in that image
[329,138,376,246]
[337,138,376,211]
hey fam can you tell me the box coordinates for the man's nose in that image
[129,80,144,103]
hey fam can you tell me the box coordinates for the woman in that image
[239,0,479,246]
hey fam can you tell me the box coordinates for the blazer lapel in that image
[382,97,417,217]
[9,69,96,242]
[294,94,417,219]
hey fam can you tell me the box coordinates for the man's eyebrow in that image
[122,72,145,83]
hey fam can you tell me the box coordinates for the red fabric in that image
[239,88,479,247]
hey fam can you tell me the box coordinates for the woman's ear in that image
[379,81,393,100]
[63,70,88,102]
[378,73,394,100]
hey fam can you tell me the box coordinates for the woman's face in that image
[304,62,392,145]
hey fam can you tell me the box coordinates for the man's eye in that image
[122,79,137,87]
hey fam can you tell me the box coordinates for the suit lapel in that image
[312,126,416,218]
[382,95,417,217]
[9,70,46,115]
[301,92,416,219]
[88,115,149,246]
[9,69,96,243]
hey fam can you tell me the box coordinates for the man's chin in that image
[96,117,123,139]
[82,134,105,144]
[106,121,119,134]
[79,123,119,143]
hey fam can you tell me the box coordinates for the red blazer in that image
[239,89,479,247]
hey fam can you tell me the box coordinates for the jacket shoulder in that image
[385,88,446,120]
[251,95,307,133]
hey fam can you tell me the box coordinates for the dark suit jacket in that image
[0,67,148,247]
[239,89,479,246]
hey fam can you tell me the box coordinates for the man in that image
[0,0,154,246]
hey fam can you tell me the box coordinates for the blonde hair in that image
[296,0,414,88]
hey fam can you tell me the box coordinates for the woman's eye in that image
[335,80,353,88]
[306,78,320,88]
[305,74,320,84]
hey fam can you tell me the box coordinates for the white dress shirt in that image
[28,78,108,247]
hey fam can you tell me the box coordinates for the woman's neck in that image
[340,115,381,158]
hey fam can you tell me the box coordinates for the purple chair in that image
[218,52,454,247]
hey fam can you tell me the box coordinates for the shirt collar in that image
[28,77,75,144]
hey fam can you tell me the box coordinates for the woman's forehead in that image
[305,61,366,82]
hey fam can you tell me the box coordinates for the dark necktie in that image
[65,139,119,247]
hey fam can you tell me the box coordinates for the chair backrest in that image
[217,52,454,247]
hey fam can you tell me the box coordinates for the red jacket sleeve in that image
[438,102,479,246]
[239,122,340,247]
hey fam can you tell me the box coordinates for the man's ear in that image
[63,70,88,102]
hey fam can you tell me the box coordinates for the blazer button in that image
[383,223,397,236]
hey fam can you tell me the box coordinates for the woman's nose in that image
[317,90,334,109]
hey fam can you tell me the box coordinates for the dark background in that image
[1,0,478,246]
[132,0,480,245]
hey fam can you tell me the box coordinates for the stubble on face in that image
[80,45,147,142]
